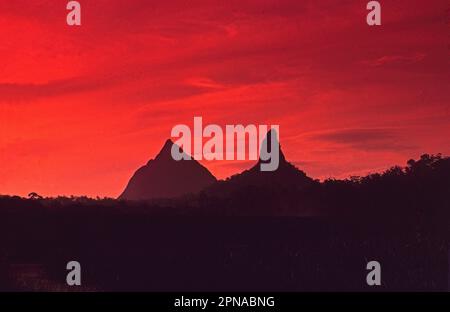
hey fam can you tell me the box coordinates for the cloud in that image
[0,76,117,102]
[185,77,226,89]
[362,53,426,67]
[0,0,448,197]
[309,128,416,152]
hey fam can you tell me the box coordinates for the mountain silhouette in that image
[205,129,314,197]
[119,139,217,200]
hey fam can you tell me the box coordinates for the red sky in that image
[0,0,449,198]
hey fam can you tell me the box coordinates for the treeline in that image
[0,154,449,223]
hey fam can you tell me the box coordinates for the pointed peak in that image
[153,139,175,161]
[259,128,286,164]
[120,137,217,200]
[163,138,174,149]
[264,128,278,140]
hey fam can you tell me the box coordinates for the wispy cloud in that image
[185,77,226,89]
[362,53,426,67]
[308,128,416,152]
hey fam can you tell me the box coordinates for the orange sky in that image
[0,0,449,198]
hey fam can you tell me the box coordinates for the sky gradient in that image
[0,0,449,198]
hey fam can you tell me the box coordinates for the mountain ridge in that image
[119,139,217,201]
[119,130,314,201]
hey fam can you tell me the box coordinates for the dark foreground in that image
[0,214,447,292]
[1,154,448,291]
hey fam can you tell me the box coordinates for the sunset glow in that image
[0,0,449,197]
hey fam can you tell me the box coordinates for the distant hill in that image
[205,129,314,196]
[116,132,450,219]
[119,139,217,200]
[190,129,318,216]
[119,129,314,204]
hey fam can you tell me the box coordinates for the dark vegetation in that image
[0,154,449,291]
[4,154,447,219]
